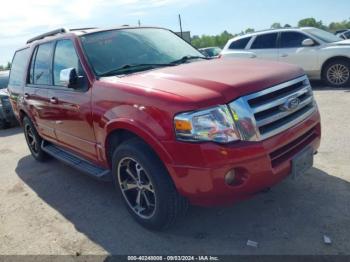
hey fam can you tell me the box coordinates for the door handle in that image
[50,97,58,104]
[24,93,30,99]
[250,54,257,58]
[280,54,288,58]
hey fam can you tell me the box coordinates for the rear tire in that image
[111,138,188,230]
[322,59,350,87]
[23,117,49,162]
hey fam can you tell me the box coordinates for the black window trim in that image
[278,31,320,48]
[229,37,252,50]
[249,32,279,50]
[26,41,55,87]
[51,38,88,92]
[26,38,88,93]
[28,46,38,85]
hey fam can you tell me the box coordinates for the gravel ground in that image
[0,85,349,256]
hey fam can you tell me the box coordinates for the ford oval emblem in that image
[280,97,300,112]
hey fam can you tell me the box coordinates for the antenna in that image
[178,14,183,38]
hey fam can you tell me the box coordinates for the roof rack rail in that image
[69,27,97,31]
[26,28,68,44]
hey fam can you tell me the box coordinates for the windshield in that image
[80,28,204,76]
[303,28,342,43]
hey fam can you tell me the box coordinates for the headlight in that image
[174,105,240,143]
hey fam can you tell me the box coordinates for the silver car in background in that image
[221,27,350,87]
[199,47,222,58]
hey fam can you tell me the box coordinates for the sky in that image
[1,0,350,65]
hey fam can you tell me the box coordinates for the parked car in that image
[336,29,350,40]
[221,27,350,87]
[199,47,222,58]
[8,27,321,230]
[335,29,349,35]
[0,70,17,128]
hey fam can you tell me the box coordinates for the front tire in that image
[112,138,188,230]
[23,117,49,162]
[322,60,350,87]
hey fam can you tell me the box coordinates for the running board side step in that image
[41,141,112,182]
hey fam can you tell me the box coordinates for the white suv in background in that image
[221,27,350,87]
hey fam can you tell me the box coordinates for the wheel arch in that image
[18,109,30,125]
[104,121,174,171]
[321,56,350,76]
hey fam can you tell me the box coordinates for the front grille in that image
[230,75,316,141]
[269,127,318,168]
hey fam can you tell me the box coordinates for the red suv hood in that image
[101,58,304,106]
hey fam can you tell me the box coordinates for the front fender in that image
[103,106,175,167]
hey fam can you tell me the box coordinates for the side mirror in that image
[59,68,79,88]
[302,38,315,47]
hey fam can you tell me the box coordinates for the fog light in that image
[224,170,236,185]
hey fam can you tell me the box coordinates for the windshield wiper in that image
[99,63,175,77]
[170,55,210,65]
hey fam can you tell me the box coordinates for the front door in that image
[48,39,97,162]
[278,31,320,77]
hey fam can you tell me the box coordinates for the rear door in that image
[278,31,320,75]
[47,39,97,161]
[248,33,279,61]
[25,42,56,141]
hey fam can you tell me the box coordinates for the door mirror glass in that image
[59,68,78,88]
[302,38,315,47]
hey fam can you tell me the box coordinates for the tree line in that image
[0,62,11,71]
[191,17,350,49]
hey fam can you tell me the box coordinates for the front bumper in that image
[164,109,321,206]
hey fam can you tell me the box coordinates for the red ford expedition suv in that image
[8,27,321,230]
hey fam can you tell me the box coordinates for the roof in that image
[199,47,221,50]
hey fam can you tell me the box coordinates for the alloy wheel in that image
[327,64,350,86]
[25,124,39,154]
[117,157,156,219]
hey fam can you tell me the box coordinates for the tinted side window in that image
[29,47,38,84]
[33,42,54,85]
[344,32,350,38]
[8,48,30,87]
[280,32,309,48]
[251,33,278,49]
[53,40,82,86]
[229,37,251,49]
